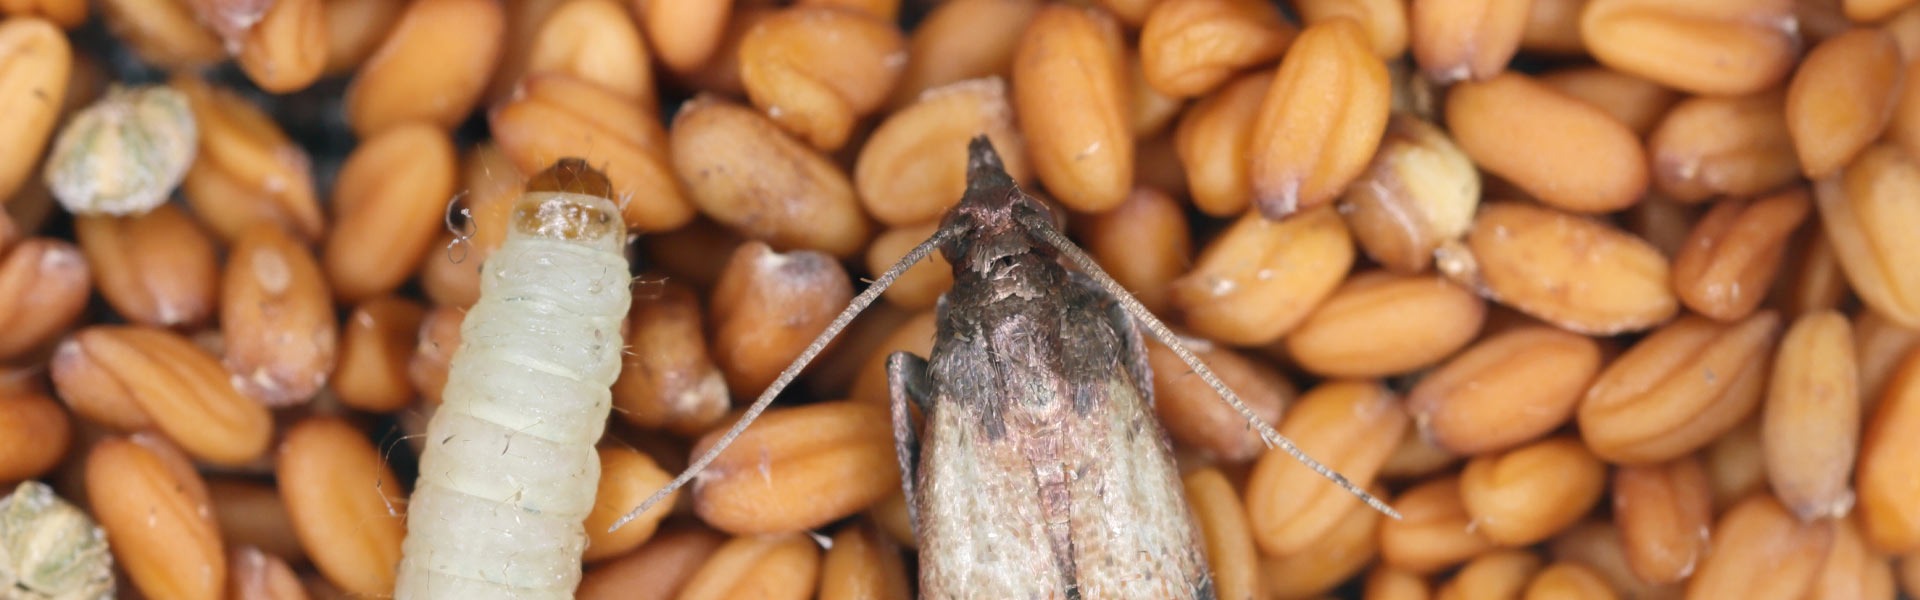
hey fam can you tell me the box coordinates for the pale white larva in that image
[394,160,632,599]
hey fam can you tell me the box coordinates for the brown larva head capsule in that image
[525,157,616,200]
[514,158,624,244]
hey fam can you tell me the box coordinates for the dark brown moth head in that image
[938,136,1057,271]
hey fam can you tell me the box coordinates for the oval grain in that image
[1647,90,1800,203]
[1611,457,1714,585]
[1147,338,1289,462]
[691,401,900,535]
[74,204,219,328]
[1377,475,1497,575]
[886,0,1040,107]
[1671,189,1812,322]
[1579,312,1781,464]
[1437,550,1543,600]
[1459,436,1607,546]
[576,525,728,600]
[1285,270,1486,378]
[1247,17,1390,219]
[524,0,653,107]
[342,0,503,136]
[1813,143,1920,330]
[1181,469,1259,600]
[331,296,425,413]
[222,223,337,407]
[1408,326,1601,455]
[1537,66,1682,136]
[1579,0,1801,96]
[0,18,70,203]
[1858,344,1920,554]
[1409,0,1530,83]
[85,434,225,600]
[1137,0,1293,98]
[1169,206,1354,347]
[708,242,855,396]
[235,0,326,93]
[738,5,906,152]
[1244,380,1407,556]
[1785,27,1905,180]
[0,392,69,482]
[1460,202,1677,336]
[276,417,407,596]
[1082,186,1190,315]
[0,238,90,361]
[173,74,325,243]
[1337,113,1481,274]
[582,447,675,562]
[1683,494,1835,599]
[1012,4,1132,213]
[670,95,870,258]
[1173,71,1268,216]
[1446,72,1647,214]
[1763,310,1860,522]
[1260,487,1384,598]
[817,521,911,600]
[52,326,274,465]
[854,77,1029,228]
[321,123,457,302]
[676,533,822,600]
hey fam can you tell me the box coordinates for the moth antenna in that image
[1021,213,1403,520]
[609,226,959,533]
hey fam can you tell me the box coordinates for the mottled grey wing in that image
[1055,277,1212,599]
[913,274,1212,600]
[912,310,1074,599]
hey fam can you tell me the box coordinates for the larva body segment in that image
[394,160,632,600]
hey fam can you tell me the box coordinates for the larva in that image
[394,159,632,600]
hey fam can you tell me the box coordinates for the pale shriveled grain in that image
[42,85,196,217]
[0,481,113,600]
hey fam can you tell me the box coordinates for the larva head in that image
[526,157,615,198]
[512,158,625,250]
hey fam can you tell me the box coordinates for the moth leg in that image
[885,351,934,538]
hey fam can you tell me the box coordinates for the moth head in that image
[941,136,1057,260]
[952,135,1059,226]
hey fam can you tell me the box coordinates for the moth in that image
[394,159,634,600]
[619,137,1395,597]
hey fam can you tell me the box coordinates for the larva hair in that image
[393,159,632,600]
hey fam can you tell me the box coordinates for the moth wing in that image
[915,382,1074,598]
[913,271,1211,599]
[1056,278,1213,599]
